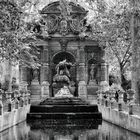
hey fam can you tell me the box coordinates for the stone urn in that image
[12,83,19,91]
[127,89,135,99]
[127,89,135,104]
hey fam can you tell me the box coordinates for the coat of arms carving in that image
[40,1,87,36]
[60,19,69,36]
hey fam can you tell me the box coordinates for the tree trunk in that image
[120,64,131,90]
[120,64,127,90]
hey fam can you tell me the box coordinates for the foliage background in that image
[0,0,134,90]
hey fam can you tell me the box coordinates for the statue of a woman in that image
[33,69,39,81]
[90,64,95,81]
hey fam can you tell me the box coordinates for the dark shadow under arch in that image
[52,51,76,64]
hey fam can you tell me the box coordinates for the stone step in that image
[40,97,89,105]
[27,119,102,129]
[27,112,102,120]
[30,105,99,113]
[30,95,41,103]
[28,97,102,120]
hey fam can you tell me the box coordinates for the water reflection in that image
[1,120,140,140]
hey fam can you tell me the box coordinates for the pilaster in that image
[100,48,108,83]
[19,66,28,91]
[40,44,50,98]
[31,69,41,102]
[78,45,87,99]
[100,62,108,82]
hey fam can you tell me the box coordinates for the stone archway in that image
[51,51,77,96]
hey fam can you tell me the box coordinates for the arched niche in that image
[51,51,77,96]
[87,58,99,84]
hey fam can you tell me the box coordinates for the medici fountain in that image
[26,0,103,124]
[27,60,102,123]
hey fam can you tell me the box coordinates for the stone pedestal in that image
[87,80,98,95]
[89,79,97,86]
[31,79,41,102]
[41,81,50,98]
[78,81,87,99]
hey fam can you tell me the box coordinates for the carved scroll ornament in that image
[43,15,84,36]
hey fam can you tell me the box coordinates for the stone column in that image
[78,46,87,99]
[100,48,108,82]
[41,45,50,98]
[19,66,28,91]
[100,61,108,82]
[76,48,80,82]
[99,48,109,92]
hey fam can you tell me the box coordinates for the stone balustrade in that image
[0,89,31,132]
[97,90,137,115]
[0,89,31,115]
[97,89,140,134]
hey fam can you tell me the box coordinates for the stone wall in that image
[98,105,140,134]
[0,104,30,132]
[0,88,31,132]
[98,99,140,135]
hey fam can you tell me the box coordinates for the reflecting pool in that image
[1,120,140,140]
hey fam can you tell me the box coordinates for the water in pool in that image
[1,120,140,140]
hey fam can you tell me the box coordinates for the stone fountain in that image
[40,60,88,105]
[52,60,74,98]
[27,60,102,121]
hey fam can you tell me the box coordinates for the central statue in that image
[52,60,75,97]
[40,61,89,105]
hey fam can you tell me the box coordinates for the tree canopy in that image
[84,0,132,87]
[0,0,40,68]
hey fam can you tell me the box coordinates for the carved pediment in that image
[40,1,88,36]
[41,2,60,14]
[41,1,87,15]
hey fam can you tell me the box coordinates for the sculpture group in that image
[52,60,75,97]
